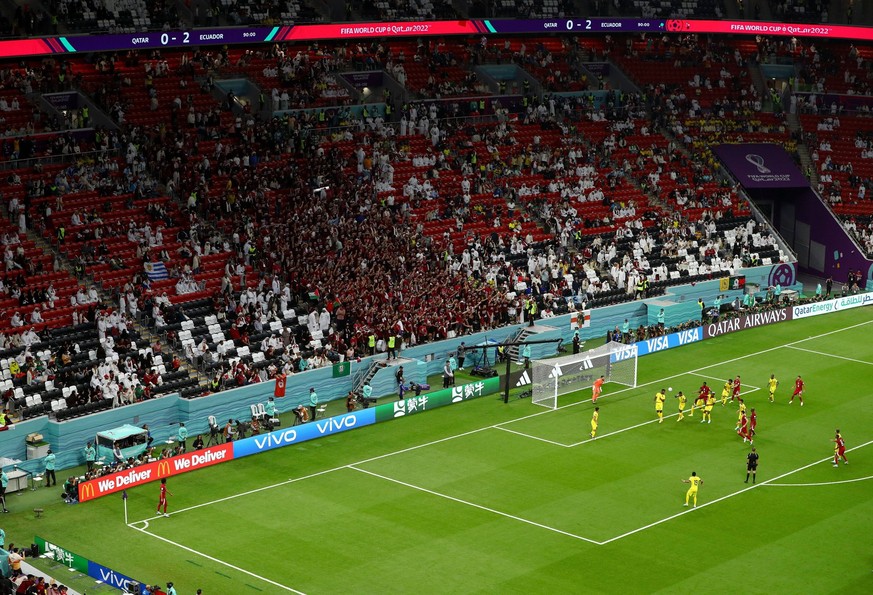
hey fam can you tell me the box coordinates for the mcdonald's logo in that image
[156,460,172,479]
[79,482,95,501]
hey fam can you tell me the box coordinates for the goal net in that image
[530,341,638,409]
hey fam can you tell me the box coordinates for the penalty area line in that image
[347,464,602,545]
[127,523,306,594]
[598,437,873,546]
[785,345,873,366]
[492,425,572,447]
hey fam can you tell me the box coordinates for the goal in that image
[530,341,638,409]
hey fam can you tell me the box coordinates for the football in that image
[668,386,673,392]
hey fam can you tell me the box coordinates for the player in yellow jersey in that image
[654,389,667,423]
[590,407,599,439]
[675,391,687,421]
[721,380,732,406]
[768,374,778,403]
[735,399,747,431]
[682,472,703,507]
[702,392,715,424]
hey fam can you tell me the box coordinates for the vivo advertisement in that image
[232,408,376,458]
[88,561,147,594]
[609,327,702,363]
[714,144,809,189]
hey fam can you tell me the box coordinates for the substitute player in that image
[157,477,173,518]
[590,407,599,439]
[732,375,742,402]
[721,379,732,406]
[745,447,759,483]
[682,472,703,507]
[702,391,715,424]
[654,388,667,423]
[592,375,605,404]
[833,430,848,466]
[748,408,757,444]
[789,375,804,406]
[675,391,687,421]
[768,374,778,403]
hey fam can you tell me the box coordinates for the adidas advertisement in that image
[502,369,532,391]
[550,356,601,391]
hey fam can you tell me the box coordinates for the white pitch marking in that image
[597,438,873,545]
[493,426,572,447]
[763,475,873,487]
[128,523,306,593]
[347,465,601,545]
[785,345,873,366]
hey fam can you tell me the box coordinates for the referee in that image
[745,447,759,484]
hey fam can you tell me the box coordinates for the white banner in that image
[570,309,591,330]
[792,293,873,319]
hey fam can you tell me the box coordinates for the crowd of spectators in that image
[0,32,854,403]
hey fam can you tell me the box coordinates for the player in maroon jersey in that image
[157,478,173,517]
[833,430,848,467]
[789,375,804,406]
[737,410,749,442]
[690,382,710,418]
[732,375,742,401]
[748,408,757,444]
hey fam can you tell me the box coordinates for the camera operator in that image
[223,418,236,443]
[235,419,248,439]
[192,434,204,450]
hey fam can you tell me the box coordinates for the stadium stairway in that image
[351,358,384,395]
[506,324,554,362]
[39,219,205,407]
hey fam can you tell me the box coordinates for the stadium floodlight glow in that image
[530,341,637,410]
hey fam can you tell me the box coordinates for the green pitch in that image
[18,307,873,594]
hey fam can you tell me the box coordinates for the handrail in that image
[0,147,120,172]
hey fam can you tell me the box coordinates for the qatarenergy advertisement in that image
[792,293,873,319]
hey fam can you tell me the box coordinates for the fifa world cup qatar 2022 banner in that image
[714,144,809,189]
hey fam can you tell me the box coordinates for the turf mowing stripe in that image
[128,524,306,593]
[347,465,602,545]
[596,437,873,545]
[785,345,873,366]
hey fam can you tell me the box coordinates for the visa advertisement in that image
[77,443,233,502]
[233,408,375,458]
[609,327,702,363]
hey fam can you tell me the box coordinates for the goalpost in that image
[530,341,638,409]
